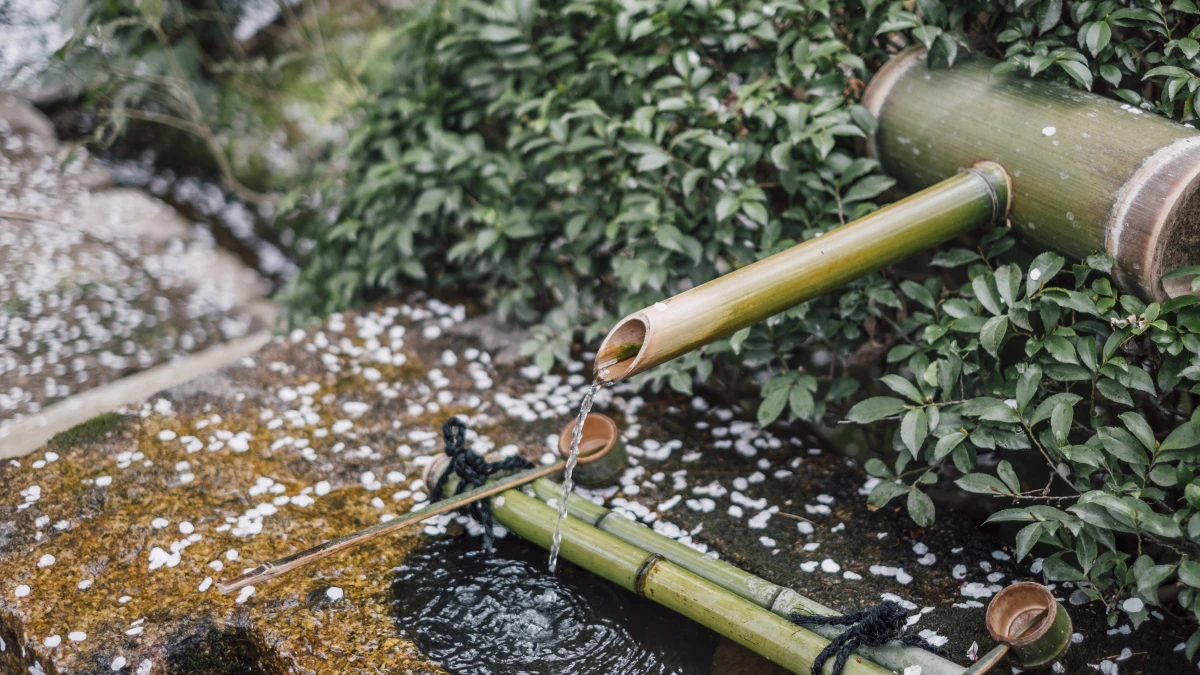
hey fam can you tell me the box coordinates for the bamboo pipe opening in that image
[595,315,648,382]
[1120,139,1200,299]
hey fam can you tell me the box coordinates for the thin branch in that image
[106,108,273,205]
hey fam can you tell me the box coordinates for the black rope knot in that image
[429,417,533,549]
[790,600,943,675]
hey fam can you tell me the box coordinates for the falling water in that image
[548,380,601,572]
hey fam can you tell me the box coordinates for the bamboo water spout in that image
[596,164,1010,382]
[600,48,1200,382]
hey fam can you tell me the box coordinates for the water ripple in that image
[392,538,716,675]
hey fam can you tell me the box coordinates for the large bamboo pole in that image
[863,47,1200,300]
[595,164,1008,382]
[491,488,893,675]
[529,478,966,675]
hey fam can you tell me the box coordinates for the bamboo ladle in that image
[217,414,626,594]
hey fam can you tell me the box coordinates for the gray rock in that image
[0,93,55,147]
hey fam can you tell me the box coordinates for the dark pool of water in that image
[391,537,718,675]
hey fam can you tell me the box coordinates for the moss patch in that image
[49,412,129,450]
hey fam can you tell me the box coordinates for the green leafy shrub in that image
[280,0,897,374]
[877,0,1200,118]
[848,244,1200,642]
[269,0,1200,649]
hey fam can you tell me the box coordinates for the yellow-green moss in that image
[49,412,129,450]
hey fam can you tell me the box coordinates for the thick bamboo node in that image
[864,47,1200,301]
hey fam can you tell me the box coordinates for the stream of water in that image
[547,380,600,572]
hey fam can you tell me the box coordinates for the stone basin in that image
[0,298,1188,674]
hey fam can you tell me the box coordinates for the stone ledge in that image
[0,298,1186,674]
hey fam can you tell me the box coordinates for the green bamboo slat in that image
[530,478,967,675]
[643,559,890,675]
[532,478,789,610]
[495,488,647,591]
[596,165,1009,381]
[864,47,1200,300]
[490,489,893,675]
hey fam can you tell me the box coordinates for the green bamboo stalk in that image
[595,164,1009,382]
[863,47,1200,300]
[531,478,792,609]
[530,478,966,675]
[490,488,893,675]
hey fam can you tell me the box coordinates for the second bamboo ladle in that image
[217,414,626,594]
[964,582,1073,673]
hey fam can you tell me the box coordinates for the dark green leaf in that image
[956,473,1014,495]
[907,488,935,527]
[757,385,789,427]
[846,397,909,423]
[901,408,928,457]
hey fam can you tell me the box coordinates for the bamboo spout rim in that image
[595,313,649,383]
[1107,135,1200,300]
[972,161,1013,218]
[861,46,925,160]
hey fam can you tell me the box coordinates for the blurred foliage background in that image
[25,0,1200,653]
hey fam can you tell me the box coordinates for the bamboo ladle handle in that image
[217,413,623,595]
[961,608,1049,675]
[216,460,566,594]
